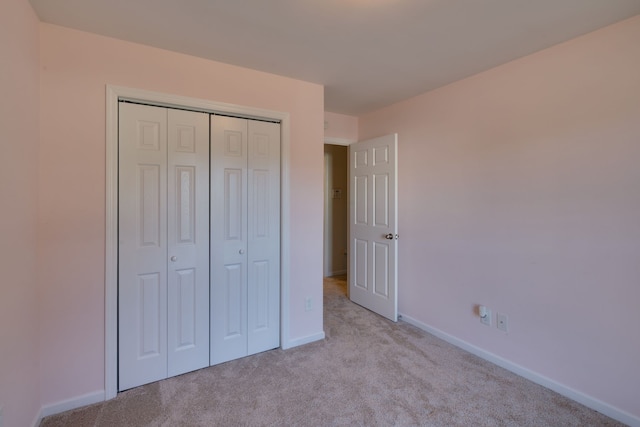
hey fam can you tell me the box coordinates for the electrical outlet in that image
[497,312,508,332]
[480,308,492,326]
[305,297,313,312]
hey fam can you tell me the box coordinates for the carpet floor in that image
[40,276,622,426]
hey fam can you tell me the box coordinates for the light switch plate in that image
[480,308,492,326]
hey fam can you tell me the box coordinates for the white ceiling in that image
[29,0,640,115]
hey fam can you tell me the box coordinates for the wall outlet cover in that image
[497,312,509,332]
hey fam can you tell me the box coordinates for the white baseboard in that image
[31,408,42,427]
[37,390,105,424]
[327,270,347,277]
[282,331,325,350]
[399,313,639,427]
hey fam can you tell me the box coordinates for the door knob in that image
[239,249,245,254]
[385,234,394,240]
[170,256,177,262]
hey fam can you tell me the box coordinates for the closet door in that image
[210,116,249,364]
[119,103,209,390]
[167,109,210,377]
[119,103,168,390]
[247,120,280,355]
[210,116,280,365]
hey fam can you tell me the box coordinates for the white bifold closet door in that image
[118,103,210,391]
[210,116,281,365]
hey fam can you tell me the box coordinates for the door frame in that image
[105,85,291,399]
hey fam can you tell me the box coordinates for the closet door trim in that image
[105,85,291,400]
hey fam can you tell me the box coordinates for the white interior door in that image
[118,103,209,390]
[119,103,168,390]
[210,116,249,364]
[210,116,280,365]
[246,120,280,355]
[166,109,210,377]
[349,134,398,321]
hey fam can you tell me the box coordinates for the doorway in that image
[323,144,348,278]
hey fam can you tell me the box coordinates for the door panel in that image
[119,103,168,390]
[119,104,209,389]
[211,116,249,365]
[167,108,209,377]
[354,239,368,290]
[174,268,196,348]
[247,120,280,355]
[224,169,244,240]
[374,173,389,226]
[252,260,270,330]
[224,263,244,337]
[138,273,162,357]
[349,134,398,322]
[211,117,280,364]
[139,165,162,247]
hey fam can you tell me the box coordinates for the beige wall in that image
[324,112,358,142]
[359,16,640,421]
[0,0,41,426]
[38,23,324,408]
[324,145,348,276]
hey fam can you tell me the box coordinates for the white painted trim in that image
[105,86,118,400]
[323,151,330,277]
[399,313,640,427]
[39,390,105,421]
[283,331,325,349]
[324,136,356,146]
[105,85,292,400]
[279,114,292,359]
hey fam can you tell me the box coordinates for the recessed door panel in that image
[373,146,389,165]
[373,242,389,298]
[374,173,389,227]
[139,165,162,247]
[138,273,162,358]
[225,130,244,157]
[225,169,243,241]
[224,264,244,338]
[252,170,270,239]
[355,149,368,168]
[174,268,196,349]
[354,239,368,290]
[175,125,196,153]
[250,260,269,331]
[355,175,368,225]
[175,167,195,244]
[138,121,161,151]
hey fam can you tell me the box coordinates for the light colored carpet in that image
[41,276,622,426]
